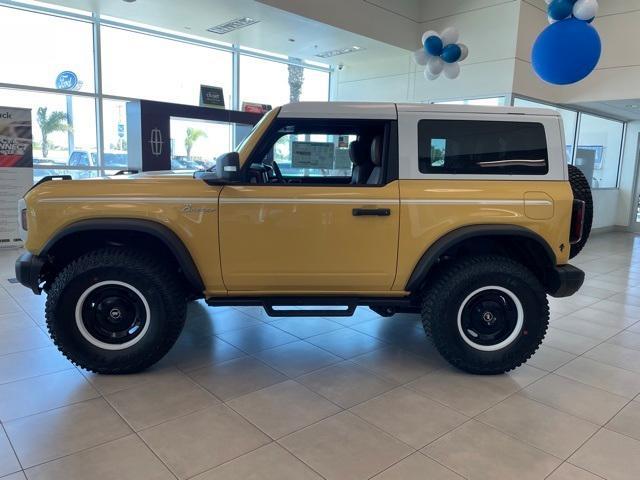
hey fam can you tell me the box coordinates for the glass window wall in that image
[513,98,578,162]
[435,97,506,106]
[0,3,331,183]
[101,26,234,107]
[240,55,330,107]
[513,97,624,188]
[575,114,624,189]
[0,7,95,92]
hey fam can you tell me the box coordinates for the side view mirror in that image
[194,152,241,184]
[216,152,241,182]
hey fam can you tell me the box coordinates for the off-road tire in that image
[421,255,548,375]
[46,248,187,374]
[568,164,593,259]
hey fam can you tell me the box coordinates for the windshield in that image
[236,108,279,156]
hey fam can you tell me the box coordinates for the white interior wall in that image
[333,1,520,103]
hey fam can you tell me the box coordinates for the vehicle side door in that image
[218,117,401,293]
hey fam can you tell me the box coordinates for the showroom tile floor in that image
[1,232,640,479]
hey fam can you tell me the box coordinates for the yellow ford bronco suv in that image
[15,102,591,375]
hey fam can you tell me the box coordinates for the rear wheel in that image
[568,164,593,259]
[421,255,548,374]
[46,248,187,374]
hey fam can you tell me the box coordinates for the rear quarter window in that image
[418,119,549,175]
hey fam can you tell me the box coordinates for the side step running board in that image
[206,296,418,318]
[264,304,356,317]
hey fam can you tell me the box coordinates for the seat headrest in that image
[371,136,383,167]
[349,140,368,166]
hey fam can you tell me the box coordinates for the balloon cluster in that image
[532,0,601,85]
[546,0,598,24]
[413,27,468,80]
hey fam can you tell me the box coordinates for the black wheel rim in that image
[80,284,147,345]
[459,288,519,348]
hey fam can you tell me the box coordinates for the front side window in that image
[273,133,355,178]
[248,119,388,185]
[418,120,549,175]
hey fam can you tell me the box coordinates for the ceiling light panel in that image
[315,46,365,58]
[207,17,260,34]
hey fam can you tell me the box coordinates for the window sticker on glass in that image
[291,141,334,169]
[431,138,446,167]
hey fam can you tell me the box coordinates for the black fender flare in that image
[405,224,557,292]
[41,218,205,293]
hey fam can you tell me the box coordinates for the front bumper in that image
[15,253,45,294]
[547,264,585,298]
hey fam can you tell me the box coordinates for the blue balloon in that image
[532,18,601,85]
[441,44,462,63]
[548,0,574,20]
[424,35,443,56]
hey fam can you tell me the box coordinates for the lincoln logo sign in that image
[149,128,163,156]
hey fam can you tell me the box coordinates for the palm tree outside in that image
[36,107,69,158]
[184,127,208,161]
[288,59,304,103]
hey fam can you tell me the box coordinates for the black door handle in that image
[352,208,391,217]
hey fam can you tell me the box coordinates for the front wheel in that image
[46,248,187,374]
[421,255,548,374]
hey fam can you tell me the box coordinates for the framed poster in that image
[0,106,33,248]
[242,102,272,114]
[199,85,225,109]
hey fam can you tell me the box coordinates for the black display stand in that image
[126,100,262,172]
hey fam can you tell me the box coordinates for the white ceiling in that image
[36,0,406,65]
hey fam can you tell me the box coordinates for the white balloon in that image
[424,68,440,81]
[443,62,460,80]
[421,30,439,46]
[544,0,552,4]
[458,43,469,62]
[440,26,459,46]
[413,48,429,66]
[573,0,598,21]
[427,56,444,76]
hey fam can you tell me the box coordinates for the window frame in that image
[417,118,550,176]
[243,117,397,187]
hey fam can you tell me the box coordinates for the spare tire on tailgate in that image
[568,164,593,259]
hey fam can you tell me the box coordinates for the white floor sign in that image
[0,107,33,248]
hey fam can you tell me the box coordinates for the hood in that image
[25,169,215,204]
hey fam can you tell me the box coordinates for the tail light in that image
[570,199,585,244]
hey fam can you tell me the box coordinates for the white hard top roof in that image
[278,101,560,119]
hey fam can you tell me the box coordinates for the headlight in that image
[18,198,27,242]
[21,208,28,231]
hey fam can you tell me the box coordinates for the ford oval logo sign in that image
[55,71,79,90]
